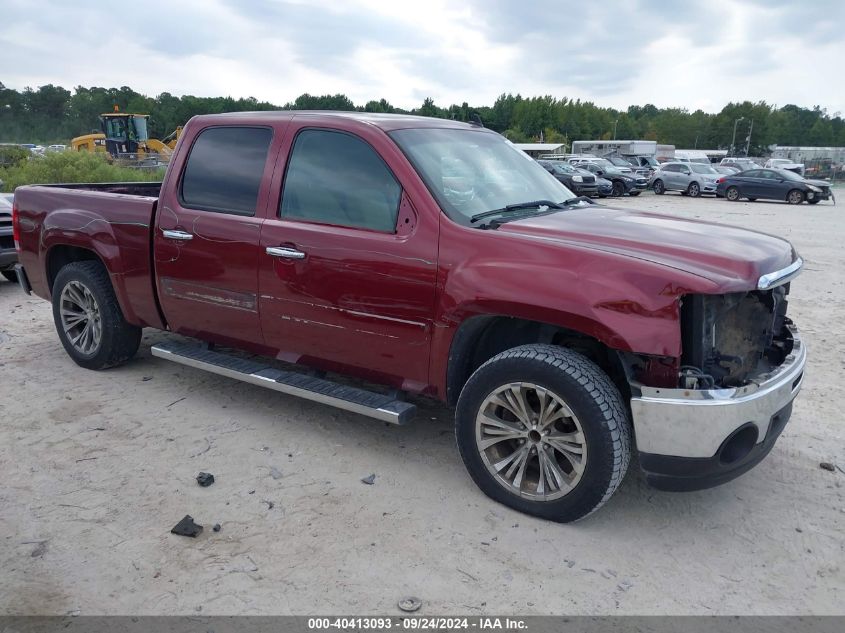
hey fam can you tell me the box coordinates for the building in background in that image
[769,146,845,180]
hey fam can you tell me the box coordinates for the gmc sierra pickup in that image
[12,111,806,522]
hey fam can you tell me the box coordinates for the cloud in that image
[0,0,842,113]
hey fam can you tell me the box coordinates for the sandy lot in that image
[0,192,843,616]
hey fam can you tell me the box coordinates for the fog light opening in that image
[719,425,758,465]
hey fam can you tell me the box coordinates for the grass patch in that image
[0,151,165,192]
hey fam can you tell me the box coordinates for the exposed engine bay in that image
[679,285,793,389]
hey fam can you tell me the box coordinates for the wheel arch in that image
[445,314,631,407]
[45,244,140,326]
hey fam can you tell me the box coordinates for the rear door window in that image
[280,129,401,233]
[180,126,273,216]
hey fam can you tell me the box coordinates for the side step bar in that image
[150,341,416,425]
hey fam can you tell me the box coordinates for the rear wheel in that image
[687,182,701,198]
[787,189,804,205]
[51,261,142,370]
[611,181,625,197]
[1,270,16,283]
[726,186,740,201]
[652,180,665,195]
[747,197,757,202]
[455,344,631,523]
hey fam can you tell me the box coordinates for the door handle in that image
[162,229,193,241]
[266,246,306,260]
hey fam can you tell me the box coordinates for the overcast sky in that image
[1,0,843,114]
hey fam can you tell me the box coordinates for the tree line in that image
[1,82,843,155]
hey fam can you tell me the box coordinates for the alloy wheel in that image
[59,280,102,356]
[475,382,586,501]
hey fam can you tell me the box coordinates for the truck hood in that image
[497,205,796,289]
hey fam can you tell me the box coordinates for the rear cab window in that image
[180,126,273,216]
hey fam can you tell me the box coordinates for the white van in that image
[673,150,711,164]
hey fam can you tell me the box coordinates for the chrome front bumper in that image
[630,323,806,459]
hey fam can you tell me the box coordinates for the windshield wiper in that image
[561,195,594,206]
[470,200,565,224]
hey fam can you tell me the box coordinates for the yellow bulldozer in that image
[71,107,182,165]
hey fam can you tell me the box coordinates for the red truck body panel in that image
[14,185,165,330]
[13,111,798,401]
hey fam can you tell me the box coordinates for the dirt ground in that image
[1,192,843,616]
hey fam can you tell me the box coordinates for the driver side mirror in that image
[597,170,604,176]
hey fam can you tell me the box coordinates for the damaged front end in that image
[626,259,807,492]
[678,285,793,389]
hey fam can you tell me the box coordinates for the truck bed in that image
[14,182,165,329]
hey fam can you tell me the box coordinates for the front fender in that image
[430,221,723,397]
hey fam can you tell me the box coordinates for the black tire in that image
[787,189,804,205]
[51,261,142,370]
[598,194,608,199]
[807,199,820,205]
[726,186,740,201]
[455,344,631,523]
[1,270,16,283]
[687,182,701,198]
[611,181,625,197]
[628,191,641,197]
[747,197,757,202]
[652,180,665,195]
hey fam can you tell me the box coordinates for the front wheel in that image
[455,344,631,523]
[52,261,142,370]
[628,191,641,197]
[726,186,740,201]
[652,180,665,195]
[687,182,701,198]
[787,189,804,205]
[611,181,625,197]
[807,199,820,205]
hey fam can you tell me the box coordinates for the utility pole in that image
[731,116,744,156]
[744,119,754,157]
[613,119,618,140]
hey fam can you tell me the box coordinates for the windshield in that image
[776,169,803,181]
[131,116,149,141]
[607,156,629,166]
[690,164,718,174]
[552,163,576,175]
[390,128,576,225]
[642,156,658,166]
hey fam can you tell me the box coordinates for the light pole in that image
[744,119,754,157]
[731,117,744,156]
[613,119,619,140]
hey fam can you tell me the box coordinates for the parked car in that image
[571,158,648,196]
[651,162,721,197]
[716,168,834,204]
[714,165,741,175]
[537,160,598,197]
[600,154,635,174]
[13,111,807,522]
[624,154,659,177]
[47,144,68,152]
[603,154,651,178]
[720,157,758,171]
[764,158,804,177]
[0,194,17,282]
[595,175,613,197]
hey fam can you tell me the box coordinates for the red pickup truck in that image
[12,112,806,522]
